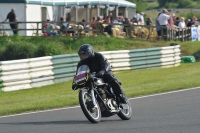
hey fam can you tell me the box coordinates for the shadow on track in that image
[0,120,91,125]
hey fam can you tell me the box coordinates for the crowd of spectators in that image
[41,10,199,39]
[1,8,199,39]
[42,12,135,36]
[156,9,199,40]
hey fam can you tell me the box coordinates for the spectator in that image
[67,24,75,36]
[186,18,192,40]
[156,13,162,36]
[121,17,125,23]
[178,17,187,41]
[178,17,186,29]
[102,16,106,22]
[42,19,50,34]
[109,12,113,23]
[174,17,180,26]
[191,16,199,27]
[81,19,86,28]
[104,23,113,35]
[122,17,130,32]
[91,16,96,34]
[44,19,50,29]
[2,8,19,35]
[146,18,152,26]
[136,12,141,21]
[91,16,96,26]
[118,16,123,23]
[139,12,145,25]
[66,13,71,22]
[131,15,138,24]
[157,9,170,40]
[97,16,102,22]
[172,13,176,23]
[59,17,67,35]
[105,16,110,23]
[168,13,176,30]
[186,19,192,27]
[81,19,90,33]
[127,18,133,25]
[113,16,120,23]
[138,18,143,25]
[46,21,58,36]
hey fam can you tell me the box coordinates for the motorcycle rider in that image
[72,44,127,103]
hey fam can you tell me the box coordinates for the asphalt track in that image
[0,87,200,133]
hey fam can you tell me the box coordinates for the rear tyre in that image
[79,88,101,123]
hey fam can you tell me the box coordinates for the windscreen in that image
[77,65,90,73]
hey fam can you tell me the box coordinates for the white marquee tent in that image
[0,0,136,36]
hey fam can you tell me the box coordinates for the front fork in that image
[88,83,98,108]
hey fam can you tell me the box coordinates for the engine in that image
[95,78,119,113]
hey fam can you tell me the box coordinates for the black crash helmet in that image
[78,44,94,59]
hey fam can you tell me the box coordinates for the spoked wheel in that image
[117,100,132,120]
[79,88,101,123]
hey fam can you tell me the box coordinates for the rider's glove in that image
[96,70,105,78]
[72,83,78,91]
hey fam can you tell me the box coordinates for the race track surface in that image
[0,87,200,133]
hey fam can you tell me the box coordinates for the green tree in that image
[127,0,147,12]
[157,0,167,7]
[157,0,191,7]
[177,0,192,8]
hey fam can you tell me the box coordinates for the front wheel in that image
[117,100,132,120]
[79,88,101,123]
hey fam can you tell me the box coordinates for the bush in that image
[0,41,37,61]
[179,11,200,21]
[36,42,66,57]
[0,36,67,61]
[0,35,199,61]
[165,2,178,8]
[177,0,192,8]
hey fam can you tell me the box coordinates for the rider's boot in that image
[118,94,127,104]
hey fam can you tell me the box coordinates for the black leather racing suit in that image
[76,52,123,97]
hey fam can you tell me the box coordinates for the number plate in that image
[75,71,88,85]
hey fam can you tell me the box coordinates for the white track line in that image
[0,86,199,119]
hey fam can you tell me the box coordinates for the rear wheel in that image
[79,88,101,123]
[117,100,132,120]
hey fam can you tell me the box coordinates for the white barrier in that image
[0,45,181,92]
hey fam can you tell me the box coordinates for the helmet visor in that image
[79,53,90,60]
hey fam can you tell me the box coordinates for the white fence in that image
[0,45,181,92]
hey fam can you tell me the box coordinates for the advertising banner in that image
[191,27,197,41]
[197,25,200,41]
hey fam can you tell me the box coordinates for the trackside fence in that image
[0,21,196,42]
[0,45,181,92]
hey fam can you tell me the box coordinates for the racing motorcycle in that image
[73,64,132,123]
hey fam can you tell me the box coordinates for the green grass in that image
[1,36,200,61]
[0,36,199,116]
[0,62,200,116]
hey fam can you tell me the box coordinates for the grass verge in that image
[1,36,200,61]
[0,62,200,116]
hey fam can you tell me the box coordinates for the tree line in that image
[127,0,200,12]
[157,0,200,8]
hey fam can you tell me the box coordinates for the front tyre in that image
[117,100,132,120]
[79,88,101,123]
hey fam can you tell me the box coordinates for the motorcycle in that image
[73,64,132,123]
